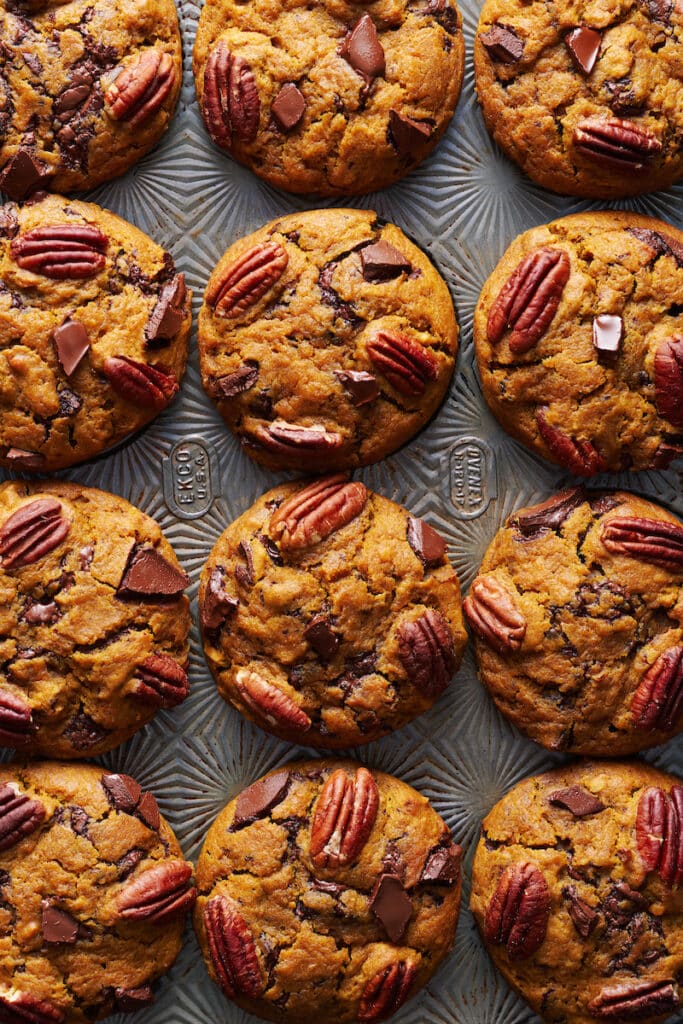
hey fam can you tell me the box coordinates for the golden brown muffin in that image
[0,193,191,472]
[194,759,462,1023]
[192,0,464,196]
[474,0,683,197]
[0,0,182,199]
[464,488,683,755]
[198,209,459,472]
[0,761,196,1023]
[199,475,467,747]
[0,479,191,758]
[471,760,683,1024]
[474,212,683,475]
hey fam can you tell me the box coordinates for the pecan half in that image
[536,407,607,476]
[463,577,526,654]
[207,241,288,318]
[601,516,683,570]
[484,862,550,960]
[234,668,311,732]
[249,421,346,466]
[10,224,107,278]
[487,248,570,353]
[117,860,196,923]
[0,783,45,850]
[636,785,683,885]
[204,895,263,999]
[103,356,178,411]
[0,498,70,569]
[632,647,683,731]
[0,691,33,746]
[398,609,456,697]
[588,980,680,1019]
[105,49,176,128]
[270,475,368,552]
[358,961,417,1022]
[654,334,683,428]
[366,330,439,395]
[202,41,260,148]
[0,990,65,1023]
[133,653,189,708]
[573,117,662,171]
[310,766,379,869]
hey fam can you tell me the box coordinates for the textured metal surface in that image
[3,1,683,1021]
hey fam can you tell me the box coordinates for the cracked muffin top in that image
[199,475,467,748]
[474,212,683,476]
[0,761,196,1024]
[0,479,191,759]
[471,760,683,1024]
[0,193,190,473]
[194,759,462,1024]
[474,0,683,197]
[463,487,683,755]
[192,0,464,196]
[198,209,458,472]
[0,0,182,198]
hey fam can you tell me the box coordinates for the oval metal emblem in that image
[162,437,219,520]
[449,436,497,519]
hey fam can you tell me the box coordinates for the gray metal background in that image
[3,1,683,1020]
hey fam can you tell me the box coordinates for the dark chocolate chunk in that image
[41,901,79,944]
[115,985,155,1013]
[369,874,413,943]
[54,85,91,112]
[22,600,60,625]
[388,110,432,159]
[310,877,345,896]
[117,848,145,879]
[63,712,107,751]
[420,841,462,884]
[360,241,412,282]
[136,791,160,831]
[272,83,306,131]
[0,205,18,239]
[592,314,623,364]
[512,488,585,537]
[202,566,238,634]
[423,0,459,33]
[479,23,524,62]
[563,885,599,937]
[258,533,284,565]
[334,369,379,406]
[564,26,601,74]
[304,615,340,662]
[407,516,446,567]
[340,14,386,82]
[79,544,94,570]
[3,448,45,471]
[213,363,259,399]
[549,786,605,817]
[629,227,683,269]
[0,150,50,201]
[117,546,189,599]
[588,492,621,515]
[235,541,256,588]
[58,388,82,416]
[145,274,186,345]
[101,773,142,813]
[645,0,674,22]
[52,319,90,376]
[233,770,291,829]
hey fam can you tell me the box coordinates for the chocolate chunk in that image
[0,206,18,239]
[115,986,155,1013]
[424,0,459,33]
[479,23,524,62]
[592,314,623,364]
[136,791,160,831]
[41,901,79,944]
[3,448,44,471]
[117,546,189,599]
[258,533,284,565]
[101,773,142,812]
[370,874,413,943]
[213,363,259,399]
[549,786,605,817]
[589,492,621,515]
[0,150,50,201]
[117,848,145,879]
[63,712,107,750]
[512,488,586,537]
[304,615,340,662]
[54,85,91,112]
[334,369,379,406]
[360,241,412,282]
[420,842,462,884]
[235,541,256,588]
[407,516,446,567]
[145,274,187,345]
[310,877,345,896]
[340,14,385,82]
[388,110,432,159]
[22,600,60,625]
[233,770,291,828]
[564,27,601,75]
[629,227,683,269]
[382,840,404,879]
[79,544,94,570]
[202,566,238,634]
[52,319,90,376]
[58,388,82,416]
[272,83,306,131]
[646,0,674,22]
[563,885,599,937]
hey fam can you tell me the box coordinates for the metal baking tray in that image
[2,1,683,1021]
